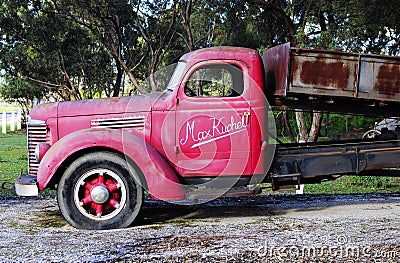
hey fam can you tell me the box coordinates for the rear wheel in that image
[57,152,143,230]
[362,129,381,139]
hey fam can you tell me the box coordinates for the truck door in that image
[175,60,253,178]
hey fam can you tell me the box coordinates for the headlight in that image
[34,143,51,163]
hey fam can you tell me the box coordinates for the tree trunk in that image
[149,71,157,93]
[296,110,309,142]
[184,0,194,51]
[112,61,123,97]
[58,50,81,100]
[283,110,296,143]
[110,43,146,94]
[308,111,323,142]
[296,110,323,142]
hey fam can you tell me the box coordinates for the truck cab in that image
[151,47,273,182]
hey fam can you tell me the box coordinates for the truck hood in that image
[57,95,158,117]
[29,102,59,121]
[29,94,160,121]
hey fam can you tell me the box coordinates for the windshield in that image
[167,61,187,91]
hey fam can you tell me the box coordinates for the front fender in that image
[37,128,185,200]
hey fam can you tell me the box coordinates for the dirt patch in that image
[0,193,400,262]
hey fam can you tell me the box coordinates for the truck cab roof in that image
[180,46,261,65]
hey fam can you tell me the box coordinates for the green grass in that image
[1,124,22,134]
[0,131,27,182]
[305,176,400,194]
[262,176,400,195]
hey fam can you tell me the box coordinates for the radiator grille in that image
[27,120,48,175]
[91,116,146,130]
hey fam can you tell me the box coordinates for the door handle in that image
[243,112,250,126]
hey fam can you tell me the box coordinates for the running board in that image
[185,187,261,199]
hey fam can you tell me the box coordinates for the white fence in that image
[1,111,22,134]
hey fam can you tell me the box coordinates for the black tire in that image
[57,152,143,230]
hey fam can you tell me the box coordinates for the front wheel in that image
[57,152,143,230]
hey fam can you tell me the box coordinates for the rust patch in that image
[291,57,298,79]
[298,60,350,89]
[375,64,400,95]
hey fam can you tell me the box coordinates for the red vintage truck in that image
[15,43,400,229]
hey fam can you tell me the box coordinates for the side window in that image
[185,64,244,97]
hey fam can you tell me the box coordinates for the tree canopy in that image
[0,0,399,108]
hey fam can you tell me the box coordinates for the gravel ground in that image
[1,193,400,262]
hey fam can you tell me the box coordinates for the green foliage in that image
[275,109,379,141]
[327,114,376,135]
[1,0,399,102]
[290,0,400,54]
[0,0,117,101]
[0,77,43,116]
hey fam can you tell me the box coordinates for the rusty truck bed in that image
[263,43,400,116]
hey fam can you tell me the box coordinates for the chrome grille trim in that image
[27,119,48,175]
[91,116,146,130]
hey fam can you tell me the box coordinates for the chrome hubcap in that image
[74,168,127,221]
[90,186,109,204]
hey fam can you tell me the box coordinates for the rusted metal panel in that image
[264,43,400,103]
[289,48,359,98]
[358,56,400,102]
[262,42,290,97]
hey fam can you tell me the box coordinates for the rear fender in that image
[37,128,185,200]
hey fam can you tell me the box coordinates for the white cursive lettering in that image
[180,115,248,149]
